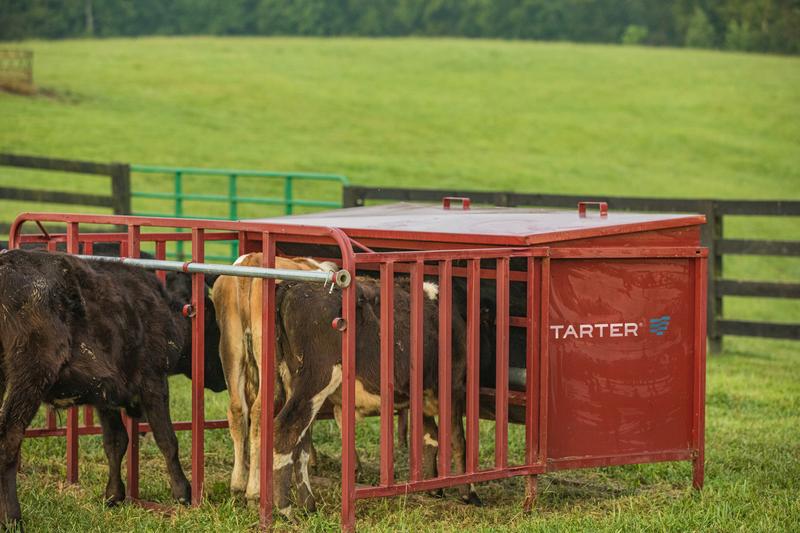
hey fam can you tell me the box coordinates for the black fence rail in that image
[343,186,800,352]
[0,153,131,237]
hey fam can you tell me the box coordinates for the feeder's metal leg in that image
[523,475,538,512]
[693,454,705,489]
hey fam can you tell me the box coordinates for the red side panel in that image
[547,258,695,460]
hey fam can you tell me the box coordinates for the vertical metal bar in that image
[494,257,509,469]
[155,241,167,284]
[125,225,142,499]
[229,174,238,262]
[538,257,550,463]
[379,262,395,486]
[466,259,480,474]
[190,228,205,505]
[523,256,539,512]
[46,296,57,432]
[82,240,95,428]
[525,256,538,465]
[175,171,184,260]
[437,260,452,477]
[340,252,358,532]
[65,222,80,484]
[693,256,708,489]
[284,176,293,215]
[409,260,424,482]
[238,230,247,258]
[259,233,276,527]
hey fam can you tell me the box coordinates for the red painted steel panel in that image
[437,260,453,477]
[340,243,358,532]
[494,258,509,469]
[379,262,395,486]
[258,234,276,526]
[547,258,695,460]
[65,223,80,484]
[466,260,480,474]
[409,262,424,482]
[125,226,142,500]
[190,229,205,505]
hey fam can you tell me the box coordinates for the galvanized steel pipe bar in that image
[74,254,351,287]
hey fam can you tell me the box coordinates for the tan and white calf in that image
[211,254,337,502]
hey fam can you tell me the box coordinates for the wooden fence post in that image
[110,162,131,215]
[342,186,364,208]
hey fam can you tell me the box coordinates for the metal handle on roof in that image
[578,201,609,218]
[443,196,471,210]
[75,254,351,288]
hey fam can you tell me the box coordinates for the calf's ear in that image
[204,273,220,289]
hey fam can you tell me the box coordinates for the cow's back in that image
[0,249,186,407]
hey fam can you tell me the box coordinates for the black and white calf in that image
[270,276,481,516]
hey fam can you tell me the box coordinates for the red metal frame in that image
[10,209,707,532]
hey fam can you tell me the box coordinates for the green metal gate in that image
[130,164,348,262]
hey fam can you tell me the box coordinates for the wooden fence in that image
[0,153,131,236]
[343,186,800,352]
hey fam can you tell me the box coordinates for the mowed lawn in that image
[1,37,799,531]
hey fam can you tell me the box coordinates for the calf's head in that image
[164,272,227,392]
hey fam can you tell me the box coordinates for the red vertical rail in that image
[46,238,58,431]
[258,233,276,527]
[437,260,452,477]
[409,261,424,482]
[125,226,142,499]
[692,256,708,489]
[65,223,80,484]
[340,249,358,532]
[237,230,247,257]
[82,241,95,430]
[155,241,167,284]
[524,257,538,466]
[465,259,480,474]
[522,256,539,512]
[494,257,509,469]
[190,229,205,505]
[538,257,550,463]
[379,262,395,486]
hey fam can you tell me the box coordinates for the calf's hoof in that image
[427,489,445,499]
[245,494,260,509]
[104,481,126,507]
[172,482,191,505]
[461,491,483,506]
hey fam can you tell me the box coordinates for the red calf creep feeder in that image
[10,197,707,531]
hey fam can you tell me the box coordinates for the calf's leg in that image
[96,408,129,505]
[273,364,342,517]
[140,377,191,504]
[422,415,444,498]
[220,337,250,495]
[450,402,481,506]
[0,336,63,527]
[292,432,316,514]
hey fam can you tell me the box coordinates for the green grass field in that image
[1,37,799,532]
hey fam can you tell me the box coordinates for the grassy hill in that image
[1,37,799,531]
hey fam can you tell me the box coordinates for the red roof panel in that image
[248,203,706,246]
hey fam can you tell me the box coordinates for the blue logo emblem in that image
[649,316,671,335]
